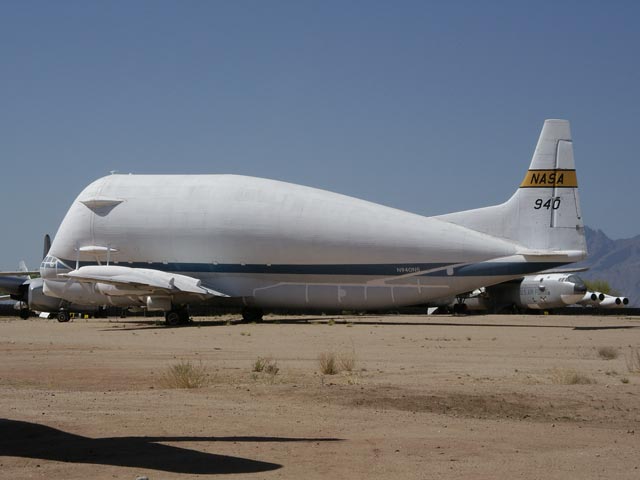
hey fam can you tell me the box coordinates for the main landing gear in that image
[241,307,264,323]
[57,309,71,323]
[452,303,468,315]
[164,307,191,326]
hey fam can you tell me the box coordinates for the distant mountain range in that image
[573,227,640,306]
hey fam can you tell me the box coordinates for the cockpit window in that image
[42,256,57,268]
[56,258,72,270]
[40,256,73,272]
[567,275,586,290]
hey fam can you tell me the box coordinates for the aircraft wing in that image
[0,275,30,296]
[0,260,38,277]
[60,266,231,298]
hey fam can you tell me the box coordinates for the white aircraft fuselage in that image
[39,120,587,317]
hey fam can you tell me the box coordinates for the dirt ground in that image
[1,313,640,479]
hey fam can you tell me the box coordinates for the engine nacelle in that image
[146,296,172,311]
[579,291,606,306]
[28,278,64,311]
[599,294,630,308]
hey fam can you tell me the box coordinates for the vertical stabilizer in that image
[437,119,587,256]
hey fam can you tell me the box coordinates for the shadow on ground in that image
[100,317,640,332]
[0,419,342,474]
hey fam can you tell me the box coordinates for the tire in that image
[19,309,30,320]
[242,308,264,323]
[165,311,181,326]
[452,303,468,315]
[57,310,70,323]
[178,309,191,325]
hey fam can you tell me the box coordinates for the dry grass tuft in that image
[551,369,596,385]
[597,346,619,360]
[319,349,357,375]
[626,348,640,373]
[161,360,209,389]
[252,356,279,375]
[338,351,357,372]
[319,352,340,375]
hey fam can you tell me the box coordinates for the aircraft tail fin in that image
[438,119,587,257]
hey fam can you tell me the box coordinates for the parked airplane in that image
[0,239,106,321]
[435,272,588,313]
[34,119,586,325]
[436,272,631,313]
[0,261,38,319]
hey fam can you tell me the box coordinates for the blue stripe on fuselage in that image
[55,259,570,277]
[422,262,570,277]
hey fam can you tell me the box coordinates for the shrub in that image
[338,351,356,372]
[626,348,640,373]
[319,352,339,375]
[598,346,619,360]
[318,350,358,375]
[583,279,614,295]
[161,360,209,389]
[253,356,279,375]
[551,369,595,385]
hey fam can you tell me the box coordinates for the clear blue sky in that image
[1,0,639,269]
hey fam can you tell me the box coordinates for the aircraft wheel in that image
[242,308,264,323]
[165,311,181,326]
[57,310,70,323]
[178,309,191,325]
[19,309,30,320]
[452,304,468,315]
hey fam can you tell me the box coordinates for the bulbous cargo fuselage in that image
[42,174,526,310]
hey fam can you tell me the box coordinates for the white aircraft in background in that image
[26,119,586,324]
[438,273,630,313]
[0,261,34,319]
[0,237,106,321]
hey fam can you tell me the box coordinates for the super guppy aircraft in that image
[36,119,587,324]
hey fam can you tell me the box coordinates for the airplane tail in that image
[18,261,31,279]
[438,119,587,258]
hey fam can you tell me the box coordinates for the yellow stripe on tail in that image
[520,169,577,188]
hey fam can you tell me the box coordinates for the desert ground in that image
[1,313,639,479]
